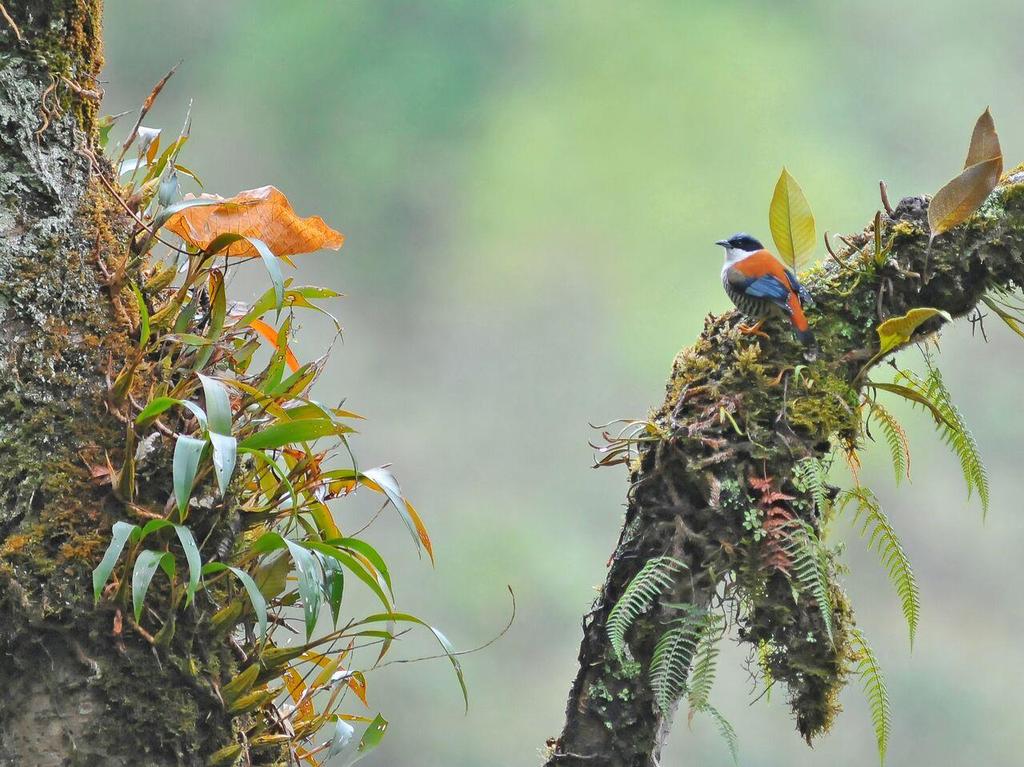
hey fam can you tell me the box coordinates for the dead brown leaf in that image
[165,185,344,258]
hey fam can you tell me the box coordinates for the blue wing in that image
[735,274,792,304]
[782,268,814,306]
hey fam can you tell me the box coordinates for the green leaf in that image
[197,373,232,435]
[356,714,388,757]
[607,556,686,665]
[303,541,391,611]
[251,532,322,638]
[135,396,180,427]
[355,612,468,710]
[174,525,202,607]
[246,237,285,314]
[321,556,345,627]
[769,168,816,270]
[239,418,345,451]
[209,431,237,496]
[327,537,394,598]
[202,563,268,640]
[875,308,950,355]
[173,435,206,516]
[132,549,175,622]
[131,282,151,348]
[92,521,140,603]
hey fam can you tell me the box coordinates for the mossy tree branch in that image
[0,3,240,764]
[543,174,1024,767]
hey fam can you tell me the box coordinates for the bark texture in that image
[544,176,1024,766]
[0,4,236,765]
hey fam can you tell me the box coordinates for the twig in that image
[0,2,21,41]
[116,62,181,168]
[879,180,894,217]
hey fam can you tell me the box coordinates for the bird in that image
[715,233,818,360]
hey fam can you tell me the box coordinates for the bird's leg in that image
[737,319,770,339]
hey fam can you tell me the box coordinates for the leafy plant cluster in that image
[87,87,462,766]
[600,109,1006,764]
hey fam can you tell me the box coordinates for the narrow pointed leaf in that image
[92,521,140,603]
[174,525,202,607]
[173,435,206,515]
[209,431,238,495]
[132,550,175,622]
[964,107,1001,168]
[197,373,232,435]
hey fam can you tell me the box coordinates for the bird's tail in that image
[788,294,818,361]
[795,327,818,361]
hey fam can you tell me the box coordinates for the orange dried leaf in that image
[405,500,434,565]
[348,671,369,707]
[249,319,300,372]
[165,185,344,258]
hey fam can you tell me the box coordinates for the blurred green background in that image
[102,2,1024,765]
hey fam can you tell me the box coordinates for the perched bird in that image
[716,233,817,360]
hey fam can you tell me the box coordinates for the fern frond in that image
[868,401,911,483]
[685,613,724,711]
[840,487,920,647]
[606,556,686,665]
[896,358,989,516]
[650,604,707,714]
[850,628,891,764]
[697,704,740,766]
[780,521,834,643]
[793,457,830,520]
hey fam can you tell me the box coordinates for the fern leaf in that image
[793,457,830,519]
[650,604,707,714]
[895,358,989,516]
[606,556,686,665]
[697,704,740,766]
[840,487,920,647]
[780,521,834,643]
[868,401,911,483]
[850,628,891,764]
[685,613,724,711]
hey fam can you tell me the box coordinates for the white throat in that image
[721,246,758,273]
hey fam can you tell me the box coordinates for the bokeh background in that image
[102,3,1024,765]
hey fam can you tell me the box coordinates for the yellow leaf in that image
[165,185,344,258]
[929,109,1002,236]
[928,157,1002,236]
[768,168,816,270]
[876,307,951,354]
[964,107,1001,168]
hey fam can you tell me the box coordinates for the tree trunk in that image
[543,180,1024,765]
[0,3,236,764]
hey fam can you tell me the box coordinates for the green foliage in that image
[779,521,834,643]
[87,108,460,762]
[867,401,911,484]
[607,556,686,665]
[649,604,708,714]
[839,487,920,647]
[850,629,891,764]
[793,457,830,521]
[896,356,989,516]
[701,704,740,766]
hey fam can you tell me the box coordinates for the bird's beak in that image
[715,239,729,247]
